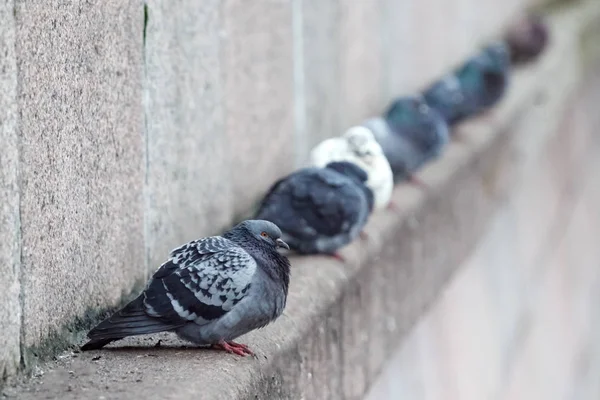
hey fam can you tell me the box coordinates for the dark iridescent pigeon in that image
[505,14,549,65]
[425,42,511,124]
[255,161,374,259]
[81,220,291,356]
[454,42,511,120]
[363,95,449,183]
[423,74,465,124]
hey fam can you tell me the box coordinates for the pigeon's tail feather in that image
[81,295,183,351]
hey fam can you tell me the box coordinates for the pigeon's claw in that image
[213,340,254,357]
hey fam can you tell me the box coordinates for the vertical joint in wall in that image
[142,2,150,281]
[292,0,306,167]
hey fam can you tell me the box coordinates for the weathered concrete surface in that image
[144,0,233,269]
[0,0,21,381]
[9,3,596,398]
[222,0,295,215]
[15,0,145,353]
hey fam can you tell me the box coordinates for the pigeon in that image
[81,220,291,356]
[452,42,511,121]
[423,74,465,124]
[425,42,511,124]
[255,161,374,259]
[364,95,449,183]
[505,14,549,65]
[309,126,393,210]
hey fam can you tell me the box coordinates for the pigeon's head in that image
[342,126,383,165]
[235,220,290,250]
[325,161,369,184]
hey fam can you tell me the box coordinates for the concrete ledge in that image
[7,2,600,399]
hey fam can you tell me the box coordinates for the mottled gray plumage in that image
[255,161,374,255]
[81,220,291,355]
[364,96,449,182]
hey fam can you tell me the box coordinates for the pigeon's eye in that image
[260,232,269,238]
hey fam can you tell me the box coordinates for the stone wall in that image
[0,0,596,393]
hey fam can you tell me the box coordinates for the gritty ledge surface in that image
[5,2,600,399]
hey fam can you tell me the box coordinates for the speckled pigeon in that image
[363,95,449,183]
[309,126,393,210]
[255,161,374,259]
[81,220,291,356]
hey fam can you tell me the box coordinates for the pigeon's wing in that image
[143,236,256,325]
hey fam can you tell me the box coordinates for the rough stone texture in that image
[144,0,232,269]
[222,0,295,215]
[15,0,145,350]
[0,0,21,380]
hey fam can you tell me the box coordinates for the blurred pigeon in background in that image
[505,14,549,65]
[423,74,465,124]
[81,220,291,357]
[309,126,393,210]
[364,96,449,184]
[452,42,511,121]
[425,42,511,125]
[255,161,374,259]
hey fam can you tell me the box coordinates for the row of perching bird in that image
[81,15,549,357]
[256,14,549,259]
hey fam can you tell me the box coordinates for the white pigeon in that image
[309,126,393,210]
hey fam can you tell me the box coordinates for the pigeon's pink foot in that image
[408,175,429,191]
[359,231,369,241]
[331,252,345,262]
[213,340,254,356]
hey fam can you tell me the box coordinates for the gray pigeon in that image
[255,161,374,260]
[364,95,449,184]
[81,220,291,356]
[424,42,511,124]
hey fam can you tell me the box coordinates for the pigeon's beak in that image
[275,238,290,250]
